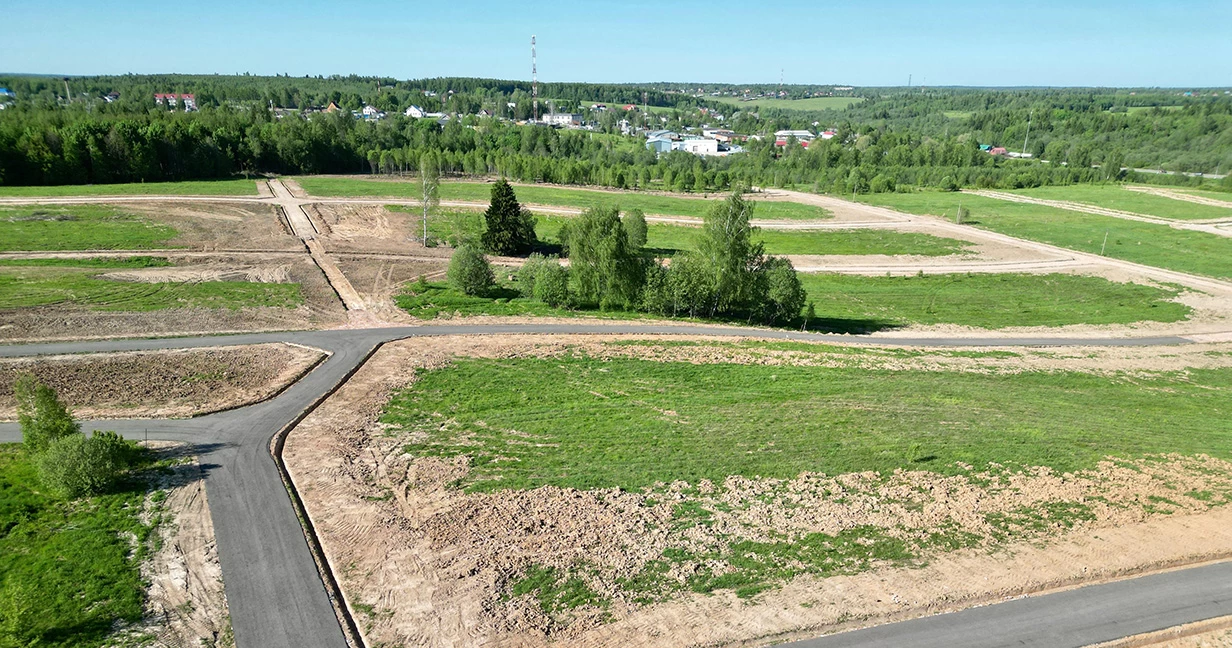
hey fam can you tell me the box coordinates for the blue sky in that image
[3,0,1229,87]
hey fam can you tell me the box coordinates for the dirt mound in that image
[0,343,324,420]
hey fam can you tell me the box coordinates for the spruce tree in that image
[481,179,537,256]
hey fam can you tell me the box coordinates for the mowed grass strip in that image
[798,273,1188,329]
[0,205,178,251]
[0,256,171,268]
[1008,184,1232,221]
[0,445,153,647]
[856,191,1232,280]
[384,352,1232,492]
[0,267,303,311]
[303,177,832,220]
[0,179,259,197]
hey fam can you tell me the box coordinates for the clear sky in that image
[3,0,1229,87]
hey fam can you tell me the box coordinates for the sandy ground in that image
[284,335,1232,648]
[0,343,324,420]
[333,256,449,320]
[137,443,233,647]
[307,203,445,255]
[0,255,347,343]
[118,200,302,251]
[1125,186,1232,213]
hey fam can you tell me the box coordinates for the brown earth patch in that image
[333,256,448,321]
[0,342,324,420]
[136,443,233,647]
[118,201,301,251]
[308,203,432,255]
[284,335,1232,648]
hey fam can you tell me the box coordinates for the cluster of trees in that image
[14,376,140,498]
[448,184,810,326]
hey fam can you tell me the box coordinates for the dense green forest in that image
[1,74,1228,192]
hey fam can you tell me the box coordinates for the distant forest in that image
[0,74,1229,192]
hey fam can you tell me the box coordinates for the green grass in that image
[0,179,259,197]
[0,256,171,268]
[383,350,1232,492]
[396,270,1188,332]
[315,178,832,220]
[1174,188,1232,202]
[855,191,1232,280]
[1008,184,1232,221]
[0,267,303,311]
[0,205,178,251]
[798,272,1189,330]
[943,111,973,119]
[708,96,863,111]
[0,444,155,647]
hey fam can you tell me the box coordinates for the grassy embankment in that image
[0,444,159,647]
[0,207,303,311]
[855,191,1232,280]
[0,179,259,197]
[296,177,833,220]
[1006,184,1232,221]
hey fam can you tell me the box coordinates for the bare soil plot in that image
[0,255,346,343]
[137,443,233,647]
[117,201,300,251]
[333,256,448,320]
[0,343,324,420]
[285,335,1232,648]
[306,203,432,255]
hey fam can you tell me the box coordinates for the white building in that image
[542,113,582,127]
[405,105,425,118]
[676,139,719,156]
[774,129,815,142]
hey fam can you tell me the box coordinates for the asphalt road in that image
[0,323,1220,648]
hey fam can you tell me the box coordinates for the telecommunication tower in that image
[532,35,538,122]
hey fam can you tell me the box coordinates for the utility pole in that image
[1022,111,1032,156]
[531,35,538,123]
[908,74,911,88]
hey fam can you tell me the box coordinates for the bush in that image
[35,431,135,498]
[762,256,807,324]
[517,253,551,297]
[623,208,648,249]
[14,375,80,456]
[533,262,570,308]
[447,245,494,296]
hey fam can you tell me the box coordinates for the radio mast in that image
[532,35,538,122]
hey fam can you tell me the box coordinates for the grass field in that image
[0,205,179,251]
[1008,184,1232,221]
[0,265,303,311]
[0,444,155,647]
[384,347,1232,492]
[0,179,259,197]
[708,96,863,111]
[1175,187,1232,202]
[396,269,1186,331]
[310,178,833,220]
[855,191,1232,280]
[0,256,171,268]
[799,273,1188,330]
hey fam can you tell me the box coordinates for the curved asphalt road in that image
[0,323,1223,648]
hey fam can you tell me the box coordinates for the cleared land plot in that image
[286,336,1232,647]
[1009,184,1232,221]
[0,204,178,251]
[0,343,324,420]
[709,96,863,111]
[121,201,299,251]
[856,191,1232,280]
[0,179,259,197]
[0,255,343,342]
[303,177,833,220]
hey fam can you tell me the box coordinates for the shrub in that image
[623,208,648,249]
[35,431,135,498]
[14,375,80,456]
[533,262,570,308]
[447,245,494,296]
[762,256,807,324]
[517,253,551,298]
